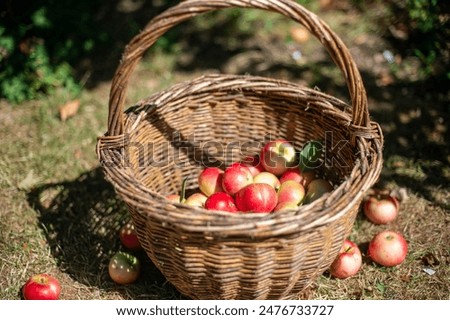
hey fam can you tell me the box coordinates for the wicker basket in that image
[96,0,383,300]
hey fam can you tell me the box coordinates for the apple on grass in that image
[109,251,141,285]
[367,230,408,267]
[328,239,362,279]
[22,274,61,300]
[260,140,297,176]
[119,221,141,251]
[363,194,400,224]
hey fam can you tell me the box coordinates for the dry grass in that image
[1,2,448,300]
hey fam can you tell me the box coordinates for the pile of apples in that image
[328,190,408,279]
[166,139,333,214]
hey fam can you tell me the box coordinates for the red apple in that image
[184,192,208,207]
[119,221,141,251]
[253,171,281,190]
[235,183,278,213]
[260,140,297,176]
[198,167,224,196]
[277,180,305,205]
[303,178,333,204]
[280,168,316,188]
[109,251,141,285]
[204,192,238,213]
[367,230,408,267]
[22,274,61,300]
[222,165,253,196]
[273,201,299,213]
[329,239,362,279]
[363,194,400,224]
[232,155,264,177]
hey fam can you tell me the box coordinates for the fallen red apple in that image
[279,168,316,188]
[235,183,278,213]
[204,192,238,213]
[22,273,61,300]
[109,251,141,285]
[119,221,141,251]
[367,230,408,267]
[277,180,305,205]
[260,140,297,176]
[329,239,362,279]
[222,165,253,196]
[232,155,265,177]
[253,171,281,190]
[363,194,400,224]
[303,178,333,204]
[198,167,224,196]
[184,192,208,207]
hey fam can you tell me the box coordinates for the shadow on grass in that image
[27,167,183,299]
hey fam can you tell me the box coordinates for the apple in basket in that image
[231,155,265,177]
[222,165,253,196]
[235,183,278,213]
[328,239,362,279]
[198,167,224,197]
[260,140,297,176]
[280,168,316,188]
[363,194,400,224]
[205,192,238,213]
[277,180,306,206]
[303,178,334,204]
[253,171,281,190]
[367,230,408,267]
[273,201,299,213]
[184,192,208,207]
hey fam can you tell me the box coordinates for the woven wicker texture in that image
[97,0,383,299]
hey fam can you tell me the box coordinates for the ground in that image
[0,1,448,299]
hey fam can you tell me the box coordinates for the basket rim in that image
[97,74,383,238]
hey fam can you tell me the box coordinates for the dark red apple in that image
[22,274,61,300]
[277,180,305,205]
[222,165,253,196]
[260,140,297,176]
[198,167,224,196]
[363,194,400,224]
[235,183,278,213]
[119,221,141,251]
[367,230,408,267]
[329,239,362,279]
[204,192,238,213]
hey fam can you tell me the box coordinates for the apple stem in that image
[180,177,188,203]
[344,246,353,253]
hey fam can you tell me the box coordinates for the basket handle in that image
[107,0,370,136]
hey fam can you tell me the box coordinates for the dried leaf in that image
[290,26,310,44]
[18,170,39,190]
[59,99,80,121]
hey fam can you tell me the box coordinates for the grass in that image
[1,2,449,300]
